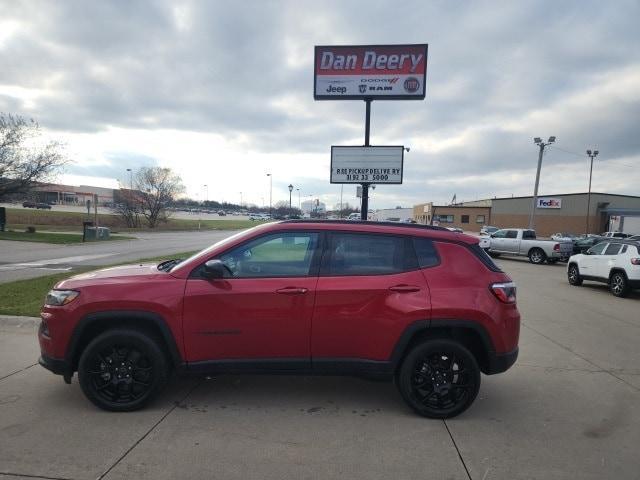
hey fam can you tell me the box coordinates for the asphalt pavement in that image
[0,257,638,479]
[0,230,238,283]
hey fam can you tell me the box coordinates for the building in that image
[413,202,492,233]
[371,207,413,222]
[301,199,327,215]
[33,183,115,206]
[413,192,640,236]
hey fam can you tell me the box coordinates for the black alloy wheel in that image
[397,339,480,419]
[609,272,630,298]
[568,264,583,286]
[78,329,168,411]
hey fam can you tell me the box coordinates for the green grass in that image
[0,250,199,317]
[5,208,264,232]
[0,230,134,244]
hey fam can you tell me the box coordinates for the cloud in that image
[1,0,639,207]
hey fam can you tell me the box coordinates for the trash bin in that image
[82,221,94,242]
[96,227,110,240]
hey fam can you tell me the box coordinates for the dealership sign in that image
[331,146,403,184]
[314,44,428,100]
[537,197,562,209]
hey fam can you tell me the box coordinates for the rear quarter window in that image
[413,237,439,268]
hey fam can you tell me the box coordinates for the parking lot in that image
[1,256,638,480]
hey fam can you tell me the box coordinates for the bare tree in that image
[0,114,66,199]
[136,167,185,228]
[112,186,141,228]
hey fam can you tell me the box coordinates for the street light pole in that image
[203,184,208,203]
[239,192,243,207]
[296,188,300,210]
[288,184,293,213]
[528,136,556,230]
[266,173,272,217]
[585,149,599,234]
[126,168,133,191]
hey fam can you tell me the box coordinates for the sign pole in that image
[360,98,372,220]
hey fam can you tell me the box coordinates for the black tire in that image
[396,339,481,419]
[488,251,501,258]
[78,329,169,412]
[528,248,546,265]
[547,258,558,264]
[609,271,630,298]
[567,264,583,286]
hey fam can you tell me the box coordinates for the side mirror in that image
[203,259,227,279]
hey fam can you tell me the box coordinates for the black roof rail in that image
[279,219,450,232]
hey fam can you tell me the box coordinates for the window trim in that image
[319,232,422,277]
[189,230,325,279]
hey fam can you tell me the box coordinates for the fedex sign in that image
[537,197,562,209]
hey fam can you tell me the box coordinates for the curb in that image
[0,315,40,327]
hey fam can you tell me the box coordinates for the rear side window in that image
[412,238,439,268]
[604,243,622,255]
[522,230,536,239]
[326,233,412,276]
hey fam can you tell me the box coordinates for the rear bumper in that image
[485,347,519,375]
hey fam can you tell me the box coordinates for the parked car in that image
[601,231,630,238]
[486,228,573,264]
[445,226,464,233]
[480,226,499,236]
[217,210,226,216]
[36,202,52,210]
[38,220,520,418]
[550,232,579,241]
[572,235,607,255]
[628,235,640,241]
[22,201,36,208]
[347,212,361,220]
[567,239,640,297]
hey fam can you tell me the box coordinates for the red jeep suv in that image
[38,221,520,418]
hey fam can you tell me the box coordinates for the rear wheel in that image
[567,264,583,286]
[396,339,481,419]
[528,248,546,265]
[78,329,169,411]
[609,272,630,298]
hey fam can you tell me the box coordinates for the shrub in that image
[25,226,36,233]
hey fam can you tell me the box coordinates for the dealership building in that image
[413,192,640,236]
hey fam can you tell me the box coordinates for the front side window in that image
[326,233,410,275]
[493,230,507,238]
[588,242,608,255]
[217,232,319,278]
[506,230,518,239]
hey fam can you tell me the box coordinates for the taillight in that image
[491,282,517,304]
[631,258,640,265]
[553,243,560,251]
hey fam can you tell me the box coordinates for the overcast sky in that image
[1,0,639,209]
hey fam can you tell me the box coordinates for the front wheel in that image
[396,339,481,419]
[609,272,630,298]
[78,329,169,411]
[567,264,583,286]
[528,248,546,265]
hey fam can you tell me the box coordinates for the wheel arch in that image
[608,267,628,281]
[66,310,183,371]
[390,320,494,374]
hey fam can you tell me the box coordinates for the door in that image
[580,242,608,276]
[503,229,520,253]
[182,231,321,364]
[597,243,622,278]
[311,233,431,364]
[490,229,509,252]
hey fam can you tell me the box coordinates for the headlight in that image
[45,290,79,306]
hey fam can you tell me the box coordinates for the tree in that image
[0,114,66,199]
[135,167,185,228]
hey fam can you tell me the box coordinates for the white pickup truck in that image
[486,228,574,264]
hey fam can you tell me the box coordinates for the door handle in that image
[389,284,421,293]
[276,287,308,295]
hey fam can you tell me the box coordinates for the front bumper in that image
[485,347,519,375]
[39,354,73,381]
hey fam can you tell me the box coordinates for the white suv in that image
[567,240,640,297]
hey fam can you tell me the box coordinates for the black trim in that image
[39,354,72,376]
[312,358,394,377]
[186,358,310,375]
[486,347,519,375]
[429,319,495,355]
[66,311,183,369]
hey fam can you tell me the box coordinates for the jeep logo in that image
[326,85,347,94]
